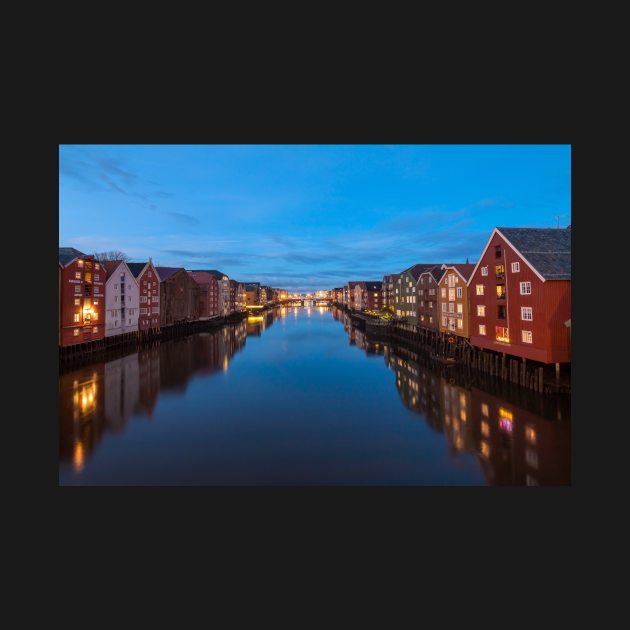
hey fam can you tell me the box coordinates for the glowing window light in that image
[73,440,85,472]
[480,441,490,458]
[481,403,489,417]
[525,426,537,444]
[481,421,489,437]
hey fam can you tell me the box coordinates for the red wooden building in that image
[128,261,161,333]
[188,271,220,319]
[155,267,200,327]
[59,247,106,347]
[468,227,571,364]
[356,281,383,311]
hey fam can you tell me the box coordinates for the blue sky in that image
[59,144,570,292]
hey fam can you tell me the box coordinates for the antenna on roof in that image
[465,257,469,264]
[553,214,567,229]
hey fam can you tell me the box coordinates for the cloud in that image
[165,212,199,226]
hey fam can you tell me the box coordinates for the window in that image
[73,328,80,336]
[92,312,97,321]
[94,274,100,282]
[152,296,159,302]
[95,263,100,270]
[140,296,147,303]
[497,305,506,319]
[152,307,160,314]
[457,303,463,314]
[428,302,432,308]
[74,313,80,322]
[74,285,81,294]
[495,326,510,343]
[520,281,531,295]
[93,300,98,305]
[456,287,462,298]
[495,264,505,279]
[481,266,488,276]
[496,285,506,299]
[74,298,80,306]
[148,282,151,289]
[479,324,486,335]
[522,330,533,343]
[477,305,485,317]
[481,403,489,416]
[476,285,484,296]
[495,245,502,258]
[521,307,533,321]
[93,326,98,333]
[525,449,539,469]
[429,316,433,323]
[77,260,84,268]
[420,301,424,307]
[140,308,148,315]
[457,319,463,330]
[448,288,455,302]
[441,288,446,298]
[511,262,520,272]
[448,302,455,313]
[75,272,81,279]
[420,315,424,322]
[442,302,447,312]
[525,426,537,444]
[442,317,447,327]
[114,296,118,302]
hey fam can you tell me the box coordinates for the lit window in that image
[93,326,98,333]
[74,298,80,306]
[495,326,509,342]
[457,319,463,330]
[448,302,455,313]
[495,264,505,277]
[477,305,485,317]
[95,263,100,270]
[75,272,81,279]
[481,266,488,276]
[521,307,533,321]
[73,328,80,336]
[522,330,533,343]
[457,303,463,314]
[442,317,447,327]
[74,313,80,322]
[496,285,506,299]
[448,288,455,302]
[92,312,97,321]
[511,262,520,272]
[479,324,486,335]
[429,316,433,323]
[476,285,484,296]
[480,441,490,457]
[481,421,489,437]
[441,288,446,297]
[520,281,532,295]
[77,260,84,268]
[93,300,98,305]
[525,426,537,444]
[481,403,489,416]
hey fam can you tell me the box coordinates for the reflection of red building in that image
[59,248,106,347]
[128,261,161,332]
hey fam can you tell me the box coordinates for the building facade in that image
[198,270,230,317]
[127,261,161,332]
[244,282,261,306]
[437,263,475,338]
[355,281,383,311]
[59,247,106,347]
[382,274,397,312]
[393,264,438,323]
[188,271,220,319]
[347,281,360,310]
[101,260,140,337]
[155,267,200,327]
[468,227,571,364]
[416,266,446,331]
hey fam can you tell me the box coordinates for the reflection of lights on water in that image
[223,355,229,372]
[318,306,325,316]
[306,308,312,317]
[247,316,263,323]
[499,418,513,433]
[73,380,97,417]
[481,421,489,437]
[525,426,536,444]
[73,440,85,472]
[480,441,490,458]
[481,403,489,417]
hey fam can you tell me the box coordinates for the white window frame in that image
[481,266,488,276]
[511,262,520,273]
[476,285,484,296]
[520,281,532,295]
[522,330,533,343]
[521,307,533,321]
[479,324,486,335]
[477,305,485,317]
[456,287,463,298]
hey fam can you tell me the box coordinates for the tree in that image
[93,250,129,262]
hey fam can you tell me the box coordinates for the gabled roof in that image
[127,262,151,279]
[155,266,185,281]
[417,265,446,283]
[59,247,86,266]
[348,281,361,288]
[497,227,571,280]
[100,260,125,276]
[440,263,476,283]
[188,270,218,285]
[191,269,228,280]
[402,264,440,282]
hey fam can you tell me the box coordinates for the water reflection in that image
[333,306,570,485]
[59,320,248,472]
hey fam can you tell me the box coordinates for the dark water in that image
[59,306,570,485]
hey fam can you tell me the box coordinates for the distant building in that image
[437,264,476,338]
[416,266,446,330]
[382,274,398,313]
[101,260,140,337]
[195,270,230,317]
[394,264,438,323]
[59,247,106,347]
[355,281,383,311]
[347,281,361,310]
[127,261,161,333]
[244,282,261,306]
[468,227,571,364]
[229,279,245,313]
[188,271,220,319]
[155,267,200,326]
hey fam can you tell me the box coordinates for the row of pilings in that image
[59,310,251,365]
[337,304,568,395]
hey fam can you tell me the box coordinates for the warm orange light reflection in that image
[247,316,263,323]
[73,440,85,472]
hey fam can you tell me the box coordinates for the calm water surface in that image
[59,306,570,485]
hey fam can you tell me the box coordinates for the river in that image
[59,305,570,485]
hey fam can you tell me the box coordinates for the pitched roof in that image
[155,266,185,281]
[127,262,149,279]
[188,270,218,285]
[348,281,361,288]
[497,227,571,280]
[441,263,476,282]
[100,260,125,276]
[191,269,228,280]
[403,263,440,281]
[418,264,446,283]
[59,247,86,266]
